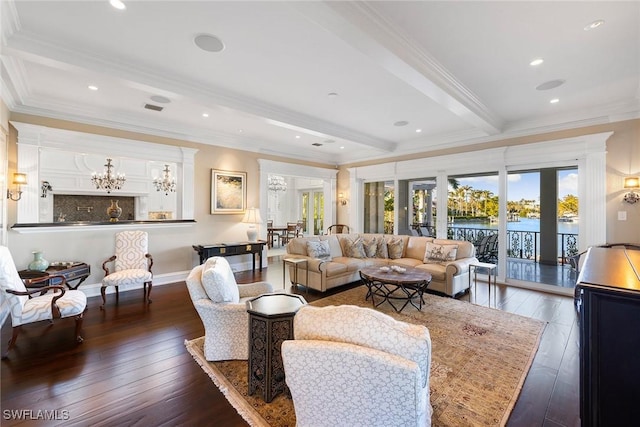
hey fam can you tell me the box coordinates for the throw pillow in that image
[201,258,240,303]
[363,237,379,258]
[347,236,367,258]
[386,237,404,259]
[306,240,331,259]
[375,238,389,258]
[423,242,458,265]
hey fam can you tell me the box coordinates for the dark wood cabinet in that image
[576,247,640,426]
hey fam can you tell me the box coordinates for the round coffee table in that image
[360,266,432,312]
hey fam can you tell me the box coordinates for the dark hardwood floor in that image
[1,257,580,426]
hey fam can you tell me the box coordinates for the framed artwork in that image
[211,169,246,214]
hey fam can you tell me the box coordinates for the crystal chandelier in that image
[153,164,177,195]
[268,175,287,192]
[91,158,126,194]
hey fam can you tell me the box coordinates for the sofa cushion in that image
[434,238,474,259]
[423,242,458,265]
[332,257,366,272]
[307,240,331,259]
[201,257,240,303]
[416,263,447,281]
[386,237,404,259]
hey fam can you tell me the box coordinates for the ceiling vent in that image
[312,142,323,147]
[144,103,163,112]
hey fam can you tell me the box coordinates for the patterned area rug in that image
[185,286,545,426]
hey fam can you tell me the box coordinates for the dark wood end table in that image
[19,262,91,290]
[246,293,307,402]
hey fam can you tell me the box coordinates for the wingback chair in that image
[0,246,87,359]
[101,230,153,309]
[282,305,432,427]
[185,256,274,361]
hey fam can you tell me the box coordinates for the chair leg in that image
[75,314,84,343]
[2,326,21,359]
[100,286,107,310]
[145,281,153,304]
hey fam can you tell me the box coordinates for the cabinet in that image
[576,247,640,426]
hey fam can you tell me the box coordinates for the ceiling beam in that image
[294,1,503,136]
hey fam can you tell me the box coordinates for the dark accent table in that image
[192,241,266,271]
[246,293,307,402]
[18,262,91,290]
[360,266,432,312]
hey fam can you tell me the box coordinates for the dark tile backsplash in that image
[54,195,135,222]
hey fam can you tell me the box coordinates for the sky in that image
[453,169,578,201]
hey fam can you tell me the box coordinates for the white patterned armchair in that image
[282,305,432,427]
[0,246,87,359]
[101,230,153,309]
[185,256,274,361]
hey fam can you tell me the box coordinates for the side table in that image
[247,293,307,403]
[19,262,91,290]
[283,257,308,293]
[469,262,497,307]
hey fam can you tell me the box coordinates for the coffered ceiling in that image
[1,1,638,166]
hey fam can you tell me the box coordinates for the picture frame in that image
[211,169,246,214]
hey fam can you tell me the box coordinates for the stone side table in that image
[247,293,307,402]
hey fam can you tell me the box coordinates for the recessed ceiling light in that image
[340,146,345,149]
[550,98,560,104]
[238,129,243,133]
[416,129,422,133]
[194,34,225,53]
[150,95,171,104]
[394,120,409,127]
[529,58,544,66]
[584,20,605,31]
[295,135,301,139]
[202,113,209,118]
[109,0,126,10]
[536,79,565,91]
[88,85,98,91]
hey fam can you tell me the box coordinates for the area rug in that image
[185,285,545,427]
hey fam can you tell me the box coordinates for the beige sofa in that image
[285,233,478,297]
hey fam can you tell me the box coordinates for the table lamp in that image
[242,207,263,242]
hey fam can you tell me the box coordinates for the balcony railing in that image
[447,226,578,264]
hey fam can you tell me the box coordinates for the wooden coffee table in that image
[360,266,432,312]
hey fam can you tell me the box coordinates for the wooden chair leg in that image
[146,281,152,304]
[2,326,21,359]
[100,286,107,310]
[75,314,84,343]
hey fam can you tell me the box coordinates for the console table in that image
[192,241,266,272]
[18,262,91,290]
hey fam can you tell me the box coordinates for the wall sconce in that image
[623,176,640,204]
[41,181,53,198]
[339,192,348,206]
[6,173,27,201]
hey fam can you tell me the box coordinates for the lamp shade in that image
[624,176,640,189]
[242,207,263,224]
[12,173,27,185]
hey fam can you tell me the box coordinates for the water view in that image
[450,217,579,235]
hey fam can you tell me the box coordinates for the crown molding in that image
[4,30,395,153]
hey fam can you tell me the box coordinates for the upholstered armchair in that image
[282,305,432,427]
[185,256,274,361]
[0,246,87,359]
[101,230,153,309]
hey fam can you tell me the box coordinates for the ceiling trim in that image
[294,1,503,136]
[4,30,397,153]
